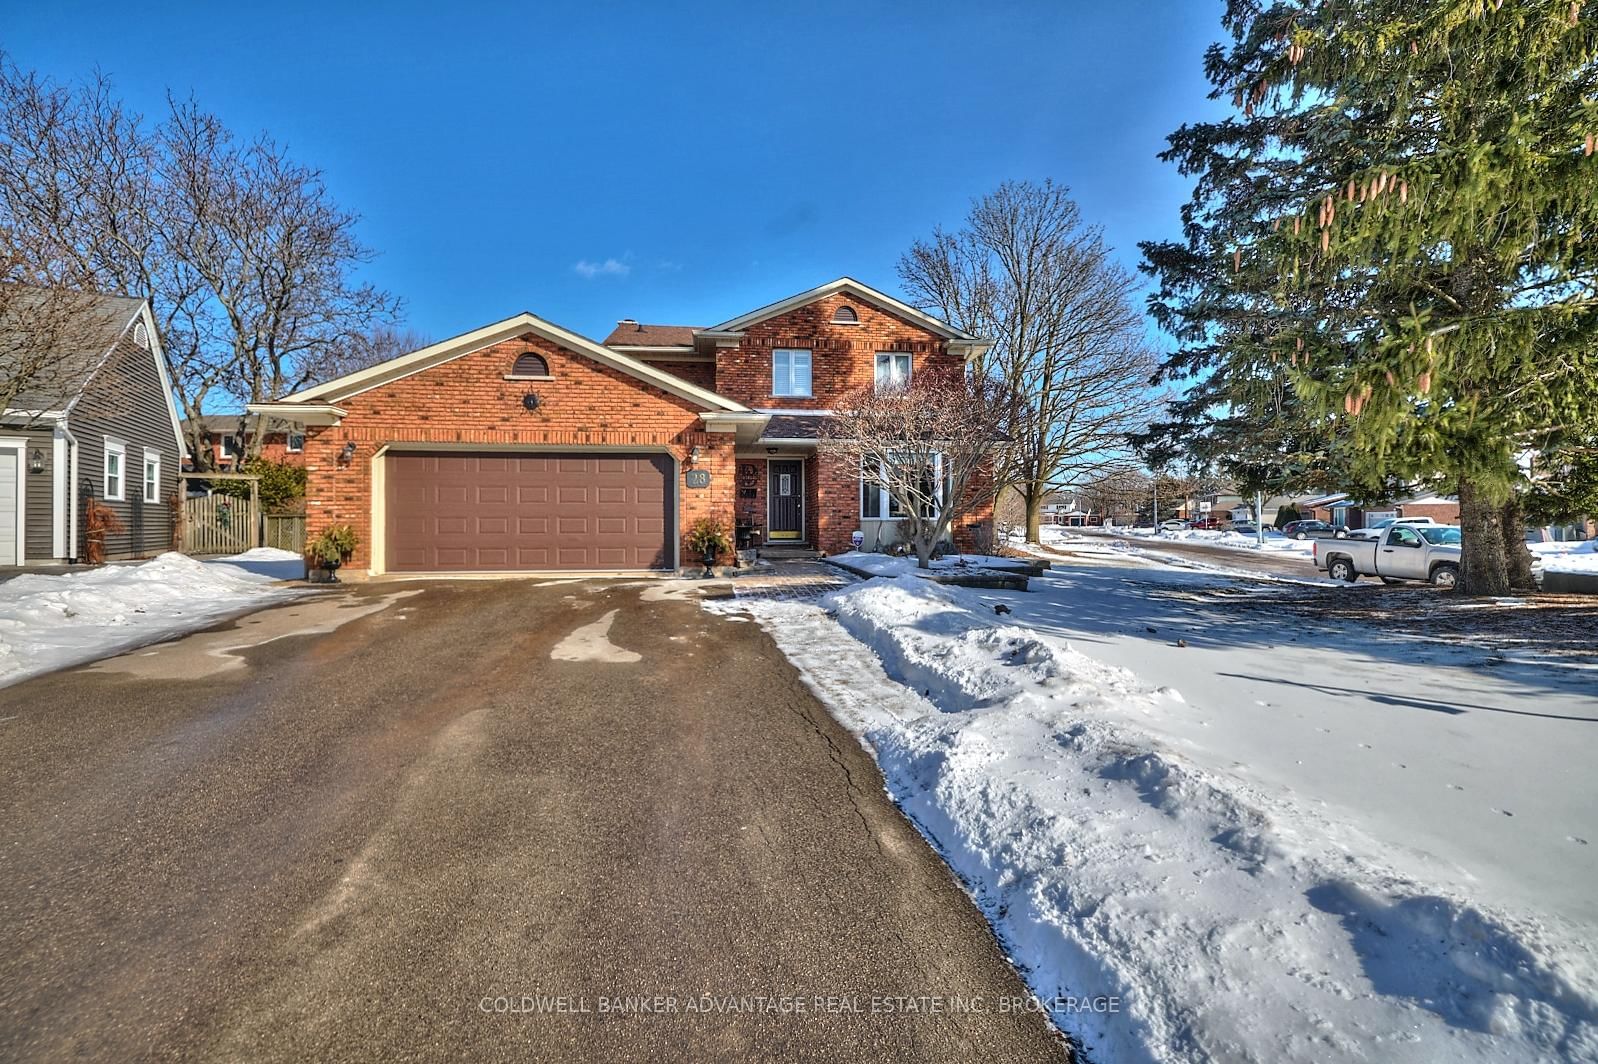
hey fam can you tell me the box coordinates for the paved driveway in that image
[0,578,1066,1063]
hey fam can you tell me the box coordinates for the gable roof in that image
[282,311,748,412]
[182,413,303,435]
[0,285,147,413]
[700,277,989,351]
[601,322,700,348]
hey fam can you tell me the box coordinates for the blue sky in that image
[7,1,1226,343]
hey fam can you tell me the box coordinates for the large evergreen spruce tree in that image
[1145,0,1598,594]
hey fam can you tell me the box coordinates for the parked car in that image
[1314,524,1462,587]
[1189,516,1224,530]
[1229,522,1260,536]
[1343,515,1440,540]
[1279,519,1336,540]
[1160,519,1190,532]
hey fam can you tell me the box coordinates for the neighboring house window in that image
[286,432,305,453]
[772,349,812,397]
[510,352,551,377]
[143,449,161,503]
[832,306,859,324]
[104,438,127,501]
[860,455,942,519]
[220,434,238,459]
[875,352,911,391]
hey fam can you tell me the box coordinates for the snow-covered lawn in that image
[710,556,1598,1063]
[0,549,307,689]
[1076,524,1320,557]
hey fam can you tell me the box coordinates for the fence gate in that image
[263,513,307,553]
[179,473,261,555]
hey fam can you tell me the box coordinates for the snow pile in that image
[1541,540,1598,575]
[0,550,306,688]
[829,551,1032,579]
[712,574,1598,1063]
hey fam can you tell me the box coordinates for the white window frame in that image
[874,352,912,392]
[104,437,127,502]
[860,453,943,521]
[143,448,162,503]
[220,434,238,459]
[772,348,812,398]
[286,432,305,453]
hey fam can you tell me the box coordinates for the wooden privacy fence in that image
[182,493,258,554]
[179,472,260,555]
[263,513,307,553]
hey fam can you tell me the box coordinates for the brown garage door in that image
[385,452,674,572]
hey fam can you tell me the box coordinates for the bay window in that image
[860,454,944,519]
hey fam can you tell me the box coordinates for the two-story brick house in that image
[181,414,308,470]
[252,278,993,576]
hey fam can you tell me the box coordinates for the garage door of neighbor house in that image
[385,452,674,572]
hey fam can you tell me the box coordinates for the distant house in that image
[0,287,184,565]
[1041,492,1095,526]
[1296,492,1460,529]
[1199,492,1298,526]
[181,414,306,470]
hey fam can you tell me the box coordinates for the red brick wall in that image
[714,294,965,409]
[302,332,730,573]
[1395,501,1460,523]
[637,357,717,392]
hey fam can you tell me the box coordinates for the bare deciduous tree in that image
[0,55,401,467]
[899,180,1160,542]
[819,374,1010,569]
[0,266,83,421]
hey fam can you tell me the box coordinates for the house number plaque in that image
[684,470,712,489]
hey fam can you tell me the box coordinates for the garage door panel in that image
[386,451,674,572]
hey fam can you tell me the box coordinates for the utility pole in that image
[1152,476,1159,528]
[1255,489,1266,546]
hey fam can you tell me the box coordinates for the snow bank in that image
[1110,526,1318,556]
[828,551,1031,579]
[0,551,305,688]
[1542,541,1598,575]
[711,575,1598,1063]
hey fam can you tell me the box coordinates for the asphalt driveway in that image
[0,578,1066,1063]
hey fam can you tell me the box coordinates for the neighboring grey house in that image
[0,287,184,565]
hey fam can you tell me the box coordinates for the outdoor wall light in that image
[337,441,358,466]
[28,448,45,475]
[766,446,779,454]
[688,445,704,467]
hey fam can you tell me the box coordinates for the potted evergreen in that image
[307,524,358,582]
[686,516,731,578]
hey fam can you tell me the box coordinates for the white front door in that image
[0,447,19,565]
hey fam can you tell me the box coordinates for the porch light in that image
[766,447,778,454]
[28,448,45,474]
[688,445,704,467]
[337,441,358,466]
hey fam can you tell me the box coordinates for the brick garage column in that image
[302,426,377,571]
[677,433,736,566]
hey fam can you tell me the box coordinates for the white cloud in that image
[573,257,631,279]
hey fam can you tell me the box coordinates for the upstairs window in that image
[104,438,126,501]
[772,348,812,397]
[143,448,161,503]
[510,352,551,378]
[832,305,859,324]
[875,352,912,391]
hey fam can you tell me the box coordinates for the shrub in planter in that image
[307,524,358,579]
[686,517,731,572]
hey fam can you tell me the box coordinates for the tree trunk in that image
[1457,477,1510,596]
[913,534,934,570]
[1499,495,1537,591]
[1024,487,1042,544]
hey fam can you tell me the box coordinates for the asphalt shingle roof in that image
[0,285,146,411]
[600,322,701,348]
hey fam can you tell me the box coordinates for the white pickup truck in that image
[1314,524,1463,587]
